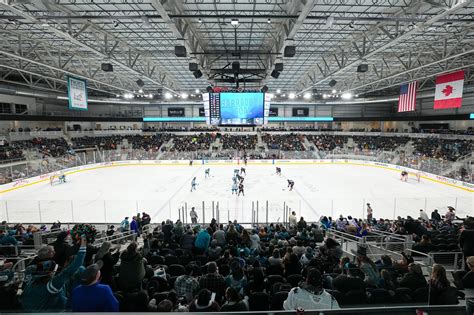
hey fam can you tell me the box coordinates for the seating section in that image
[261,134,306,151]
[220,134,257,151]
[0,214,471,312]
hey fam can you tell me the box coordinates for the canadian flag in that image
[434,70,464,109]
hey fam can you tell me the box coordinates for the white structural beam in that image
[0,0,178,93]
[299,0,472,93]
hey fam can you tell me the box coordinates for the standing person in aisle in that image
[190,177,198,192]
[289,211,297,228]
[366,203,373,223]
[190,207,198,224]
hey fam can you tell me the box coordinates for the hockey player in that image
[275,167,281,176]
[287,179,295,191]
[190,177,198,192]
[58,173,66,183]
[238,182,245,196]
[400,171,408,182]
[416,172,421,183]
[234,169,240,176]
[205,168,210,178]
[240,167,246,175]
[232,181,238,194]
[189,160,193,166]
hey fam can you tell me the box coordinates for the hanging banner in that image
[67,76,88,111]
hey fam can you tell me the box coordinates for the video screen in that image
[219,92,264,125]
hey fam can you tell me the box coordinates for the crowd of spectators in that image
[0,211,472,312]
[306,135,348,151]
[412,138,472,162]
[220,135,257,151]
[262,134,306,151]
[171,134,214,152]
[0,142,24,161]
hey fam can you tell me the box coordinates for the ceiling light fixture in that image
[303,92,311,99]
[231,19,239,26]
[181,93,189,99]
[195,88,200,94]
[165,92,172,99]
[276,89,281,94]
[288,93,296,99]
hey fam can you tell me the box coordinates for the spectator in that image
[300,247,315,267]
[94,241,120,288]
[71,261,119,312]
[51,231,74,268]
[459,217,474,269]
[180,228,195,253]
[429,264,457,305]
[249,230,260,250]
[21,237,87,311]
[208,240,222,260]
[398,263,427,291]
[199,262,226,302]
[130,216,139,236]
[195,227,211,254]
[118,242,145,292]
[225,263,247,295]
[174,264,200,303]
[213,224,226,247]
[268,249,283,266]
[283,268,340,310]
[120,217,130,232]
[333,262,365,294]
[220,287,249,311]
[453,256,474,289]
[289,211,297,228]
[419,209,429,221]
[352,245,380,287]
[431,209,441,222]
[445,207,455,223]
[189,289,220,312]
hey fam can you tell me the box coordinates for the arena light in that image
[268,117,333,122]
[195,88,200,94]
[332,89,337,94]
[138,89,143,94]
[123,93,134,99]
[164,92,172,99]
[322,94,328,99]
[303,92,311,99]
[341,92,352,100]
[268,93,274,99]
[231,19,239,26]
[148,94,154,99]
[288,92,296,99]
[181,93,189,99]
[276,89,281,94]
[470,113,474,119]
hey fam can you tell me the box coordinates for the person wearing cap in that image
[445,206,455,223]
[352,244,380,287]
[283,267,340,310]
[21,236,87,312]
[71,260,119,312]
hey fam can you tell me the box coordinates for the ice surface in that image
[1,163,471,224]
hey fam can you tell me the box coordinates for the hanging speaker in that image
[329,79,337,87]
[271,70,280,79]
[174,45,187,57]
[101,63,113,72]
[274,63,284,72]
[232,61,240,72]
[189,62,198,71]
[284,46,296,57]
[193,70,203,79]
[357,64,368,73]
[261,85,269,93]
[136,79,145,87]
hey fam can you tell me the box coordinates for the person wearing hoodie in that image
[21,236,87,312]
[94,241,120,289]
[194,227,211,255]
[118,242,145,292]
[130,216,139,236]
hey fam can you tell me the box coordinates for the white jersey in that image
[283,287,340,311]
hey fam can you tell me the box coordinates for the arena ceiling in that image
[0,0,472,98]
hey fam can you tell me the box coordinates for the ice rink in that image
[1,162,471,224]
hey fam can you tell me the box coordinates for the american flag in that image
[398,81,417,112]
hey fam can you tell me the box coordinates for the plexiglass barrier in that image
[0,196,471,224]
